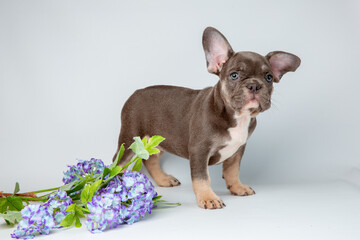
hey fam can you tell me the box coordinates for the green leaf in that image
[143,135,165,157]
[75,206,85,218]
[142,136,148,146]
[129,137,149,160]
[66,179,86,196]
[80,180,101,206]
[6,197,24,211]
[60,181,76,192]
[132,158,142,172]
[13,182,20,195]
[60,212,75,227]
[89,180,102,199]
[146,135,165,149]
[65,204,75,212]
[110,144,125,169]
[147,148,160,155]
[63,204,85,228]
[0,211,22,225]
[0,198,7,213]
[80,185,91,205]
[152,195,162,201]
[82,208,90,214]
[102,167,111,179]
[109,166,122,177]
[74,216,82,228]
[0,197,24,214]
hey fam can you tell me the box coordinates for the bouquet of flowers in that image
[0,136,179,239]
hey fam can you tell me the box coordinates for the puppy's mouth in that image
[243,96,261,116]
[244,95,260,109]
[232,93,263,115]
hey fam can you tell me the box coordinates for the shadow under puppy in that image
[114,27,301,209]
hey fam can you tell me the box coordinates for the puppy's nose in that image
[247,83,261,93]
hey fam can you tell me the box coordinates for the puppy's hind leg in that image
[143,151,181,187]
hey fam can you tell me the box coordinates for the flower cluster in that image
[44,190,73,227]
[11,190,72,239]
[62,158,105,184]
[8,135,169,239]
[10,205,54,239]
[85,171,157,233]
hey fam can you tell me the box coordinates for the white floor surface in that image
[1,179,359,240]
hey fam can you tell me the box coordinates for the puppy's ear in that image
[202,27,234,75]
[266,51,301,82]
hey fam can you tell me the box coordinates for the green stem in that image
[20,196,47,202]
[121,156,140,171]
[155,201,181,206]
[33,186,61,194]
[38,192,54,198]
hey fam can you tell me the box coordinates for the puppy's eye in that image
[230,72,239,80]
[265,73,273,82]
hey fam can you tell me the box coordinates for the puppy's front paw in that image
[196,192,226,209]
[155,175,181,187]
[228,183,255,196]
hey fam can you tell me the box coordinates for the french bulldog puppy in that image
[114,27,301,209]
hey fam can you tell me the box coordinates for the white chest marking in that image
[218,112,251,163]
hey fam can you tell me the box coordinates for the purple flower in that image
[11,205,54,239]
[85,171,157,233]
[85,193,123,233]
[62,158,105,184]
[11,190,72,239]
[122,170,155,191]
[44,190,73,227]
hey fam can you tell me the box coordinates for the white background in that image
[1,0,359,239]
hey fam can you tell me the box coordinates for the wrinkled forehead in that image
[224,51,271,73]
